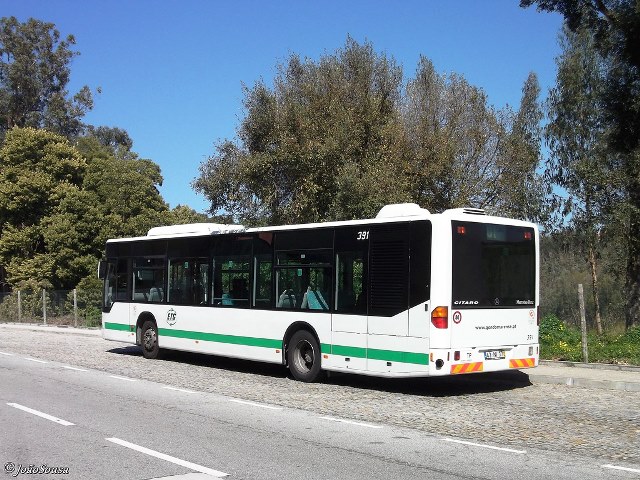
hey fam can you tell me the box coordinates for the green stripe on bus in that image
[331,344,367,358]
[104,323,427,365]
[104,322,134,332]
[367,348,429,365]
[329,344,429,365]
[157,328,282,350]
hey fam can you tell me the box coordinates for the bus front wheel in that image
[287,330,323,382]
[141,320,160,359]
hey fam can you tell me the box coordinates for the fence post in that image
[73,288,78,327]
[42,288,47,325]
[17,290,22,323]
[578,284,588,363]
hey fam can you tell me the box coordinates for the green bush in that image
[539,314,640,364]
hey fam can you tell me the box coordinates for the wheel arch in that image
[135,311,157,345]
[282,321,322,366]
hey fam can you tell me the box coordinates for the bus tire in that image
[141,320,161,359]
[287,330,323,382]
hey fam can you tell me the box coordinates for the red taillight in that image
[431,306,448,329]
[454,350,460,361]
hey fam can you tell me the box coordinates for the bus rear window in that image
[451,221,535,308]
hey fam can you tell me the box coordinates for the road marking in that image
[603,464,640,474]
[443,438,526,454]
[7,403,74,426]
[24,357,48,364]
[229,399,282,410]
[163,386,197,394]
[0,351,13,356]
[106,437,227,477]
[109,375,136,382]
[63,366,88,372]
[320,416,383,429]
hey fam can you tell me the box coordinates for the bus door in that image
[332,227,369,371]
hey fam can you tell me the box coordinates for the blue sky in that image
[2,1,563,213]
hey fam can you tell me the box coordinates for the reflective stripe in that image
[450,362,484,374]
[509,358,535,369]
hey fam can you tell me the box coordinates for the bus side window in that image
[133,257,165,303]
[253,254,273,308]
[168,258,209,305]
[336,252,365,313]
[213,255,250,308]
[115,258,130,301]
[103,260,116,309]
[334,227,369,315]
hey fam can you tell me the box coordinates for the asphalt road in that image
[0,332,639,479]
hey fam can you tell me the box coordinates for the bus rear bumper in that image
[429,344,539,376]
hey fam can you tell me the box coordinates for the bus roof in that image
[106,203,536,243]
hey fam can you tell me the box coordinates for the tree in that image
[546,26,619,334]
[0,127,179,291]
[0,17,93,138]
[522,0,640,329]
[0,127,86,287]
[401,59,546,220]
[194,37,411,225]
[195,38,547,226]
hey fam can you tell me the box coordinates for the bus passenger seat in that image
[277,289,296,308]
[149,287,163,302]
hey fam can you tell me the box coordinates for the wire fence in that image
[0,289,102,327]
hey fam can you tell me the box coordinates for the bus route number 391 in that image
[357,231,369,240]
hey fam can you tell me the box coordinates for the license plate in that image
[484,350,505,360]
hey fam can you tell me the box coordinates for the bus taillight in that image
[431,306,448,329]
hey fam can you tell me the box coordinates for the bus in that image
[99,203,539,382]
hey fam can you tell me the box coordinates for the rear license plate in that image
[484,350,506,360]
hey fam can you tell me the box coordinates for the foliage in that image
[0,127,177,291]
[521,0,640,329]
[540,314,640,364]
[0,16,94,138]
[194,38,547,226]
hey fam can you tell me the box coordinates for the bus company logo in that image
[166,308,177,326]
[454,300,478,305]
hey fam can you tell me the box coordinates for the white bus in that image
[100,203,539,382]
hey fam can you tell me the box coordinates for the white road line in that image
[62,366,88,372]
[229,399,282,410]
[7,403,74,426]
[106,437,227,477]
[109,375,136,382]
[443,438,526,454]
[24,357,48,364]
[603,464,640,474]
[0,351,13,356]
[163,386,197,394]
[320,416,383,429]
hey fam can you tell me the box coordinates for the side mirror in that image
[98,260,108,279]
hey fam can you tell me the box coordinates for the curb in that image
[0,322,101,337]
[540,359,640,373]
[526,372,640,393]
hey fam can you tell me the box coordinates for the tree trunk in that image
[626,185,640,330]
[587,244,603,334]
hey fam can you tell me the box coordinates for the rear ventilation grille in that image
[443,208,486,216]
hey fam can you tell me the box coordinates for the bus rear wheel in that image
[141,320,161,359]
[287,330,323,382]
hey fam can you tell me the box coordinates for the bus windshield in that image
[451,221,535,308]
